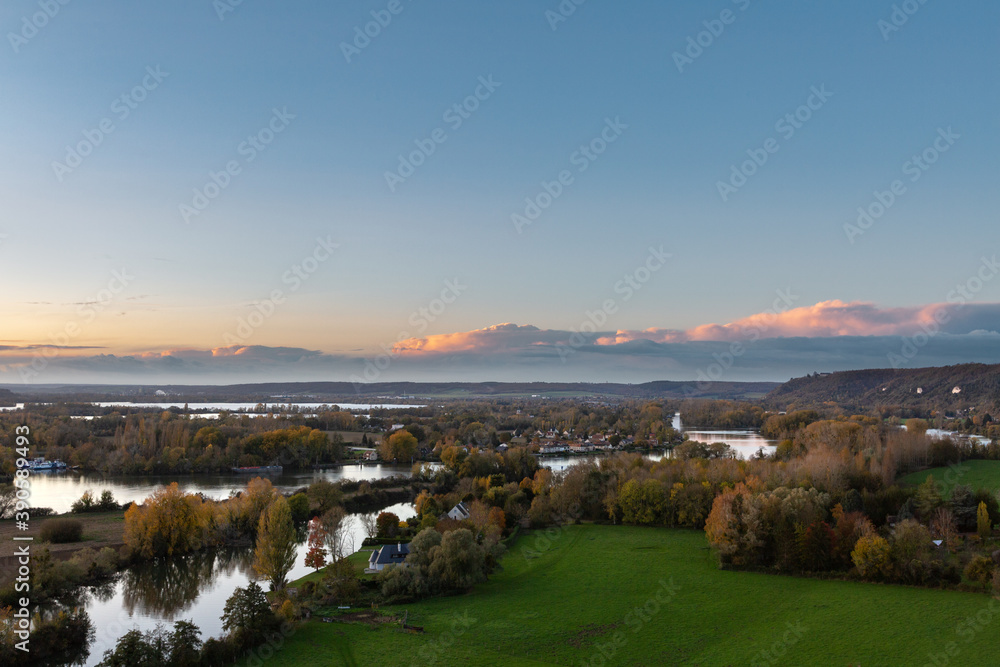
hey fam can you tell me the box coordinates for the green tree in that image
[253,496,297,590]
[168,621,202,667]
[221,582,279,650]
[307,480,342,514]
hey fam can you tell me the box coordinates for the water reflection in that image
[120,548,255,620]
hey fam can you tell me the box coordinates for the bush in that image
[965,555,994,590]
[40,518,84,543]
[852,534,892,580]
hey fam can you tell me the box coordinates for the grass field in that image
[273,524,1000,666]
[899,460,1000,495]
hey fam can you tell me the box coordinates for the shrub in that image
[71,490,95,513]
[852,534,892,580]
[40,518,84,543]
[965,555,994,590]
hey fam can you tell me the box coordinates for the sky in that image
[1,0,999,386]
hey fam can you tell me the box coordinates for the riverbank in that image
[0,510,125,585]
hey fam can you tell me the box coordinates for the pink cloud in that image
[391,301,1000,354]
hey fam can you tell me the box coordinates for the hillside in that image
[0,388,17,406]
[766,363,1000,413]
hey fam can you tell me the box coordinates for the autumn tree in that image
[253,496,297,590]
[978,501,991,540]
[376,511,400,538]
[379,430,418,462]
[851,534,892,580]
[304,517,327,571]
[124,483,213,558]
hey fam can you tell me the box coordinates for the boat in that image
[231,465,283,474]
[27,458,68,471]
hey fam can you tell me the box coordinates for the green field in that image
[899,460,1000,495]
[273,524,1000,666]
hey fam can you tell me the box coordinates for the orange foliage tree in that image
[123,482,213,558]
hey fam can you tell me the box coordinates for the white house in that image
[367,542,410,572]
[447,501,471,521]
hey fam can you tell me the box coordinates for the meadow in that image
[275,524,1000,666]
[899,459,1000,495]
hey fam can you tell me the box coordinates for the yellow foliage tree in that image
[253,495,297,590]
[851,534,892,580]
[123,482,213,558]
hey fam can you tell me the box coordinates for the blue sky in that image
[2,0,999,384]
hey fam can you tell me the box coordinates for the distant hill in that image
[766,363,1000,413]
[4,380,780,403]
[0,388,17,406]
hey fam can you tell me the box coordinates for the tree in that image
[253,496,297,590]
[618,479,666,525]
[97,627,164,666]
[123,483,212,558]
[221,582,279,650]
[380,430,418,462]
[965,555,994,591]
[0,484,15,519]
[304,517,327,571]
[287,492,310,523]
[320,506,352,562]
[307,480,342,514]
[978,501,991,540]
[359,512,378,539]
[167,621,202,667]
[851,534,892,580]
[376,511,400,538]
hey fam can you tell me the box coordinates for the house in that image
[539,443,569,455]
[447,501,471,521]
[367,542,410,572]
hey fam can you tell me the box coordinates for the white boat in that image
[27,458,67,471]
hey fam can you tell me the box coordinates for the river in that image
[29,411,772,663]
[75,501,415,666]
[29,464,419,515]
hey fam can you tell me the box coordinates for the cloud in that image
[601,301,1000,345]
[392,323,588,355]
[4,302,1000,385]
